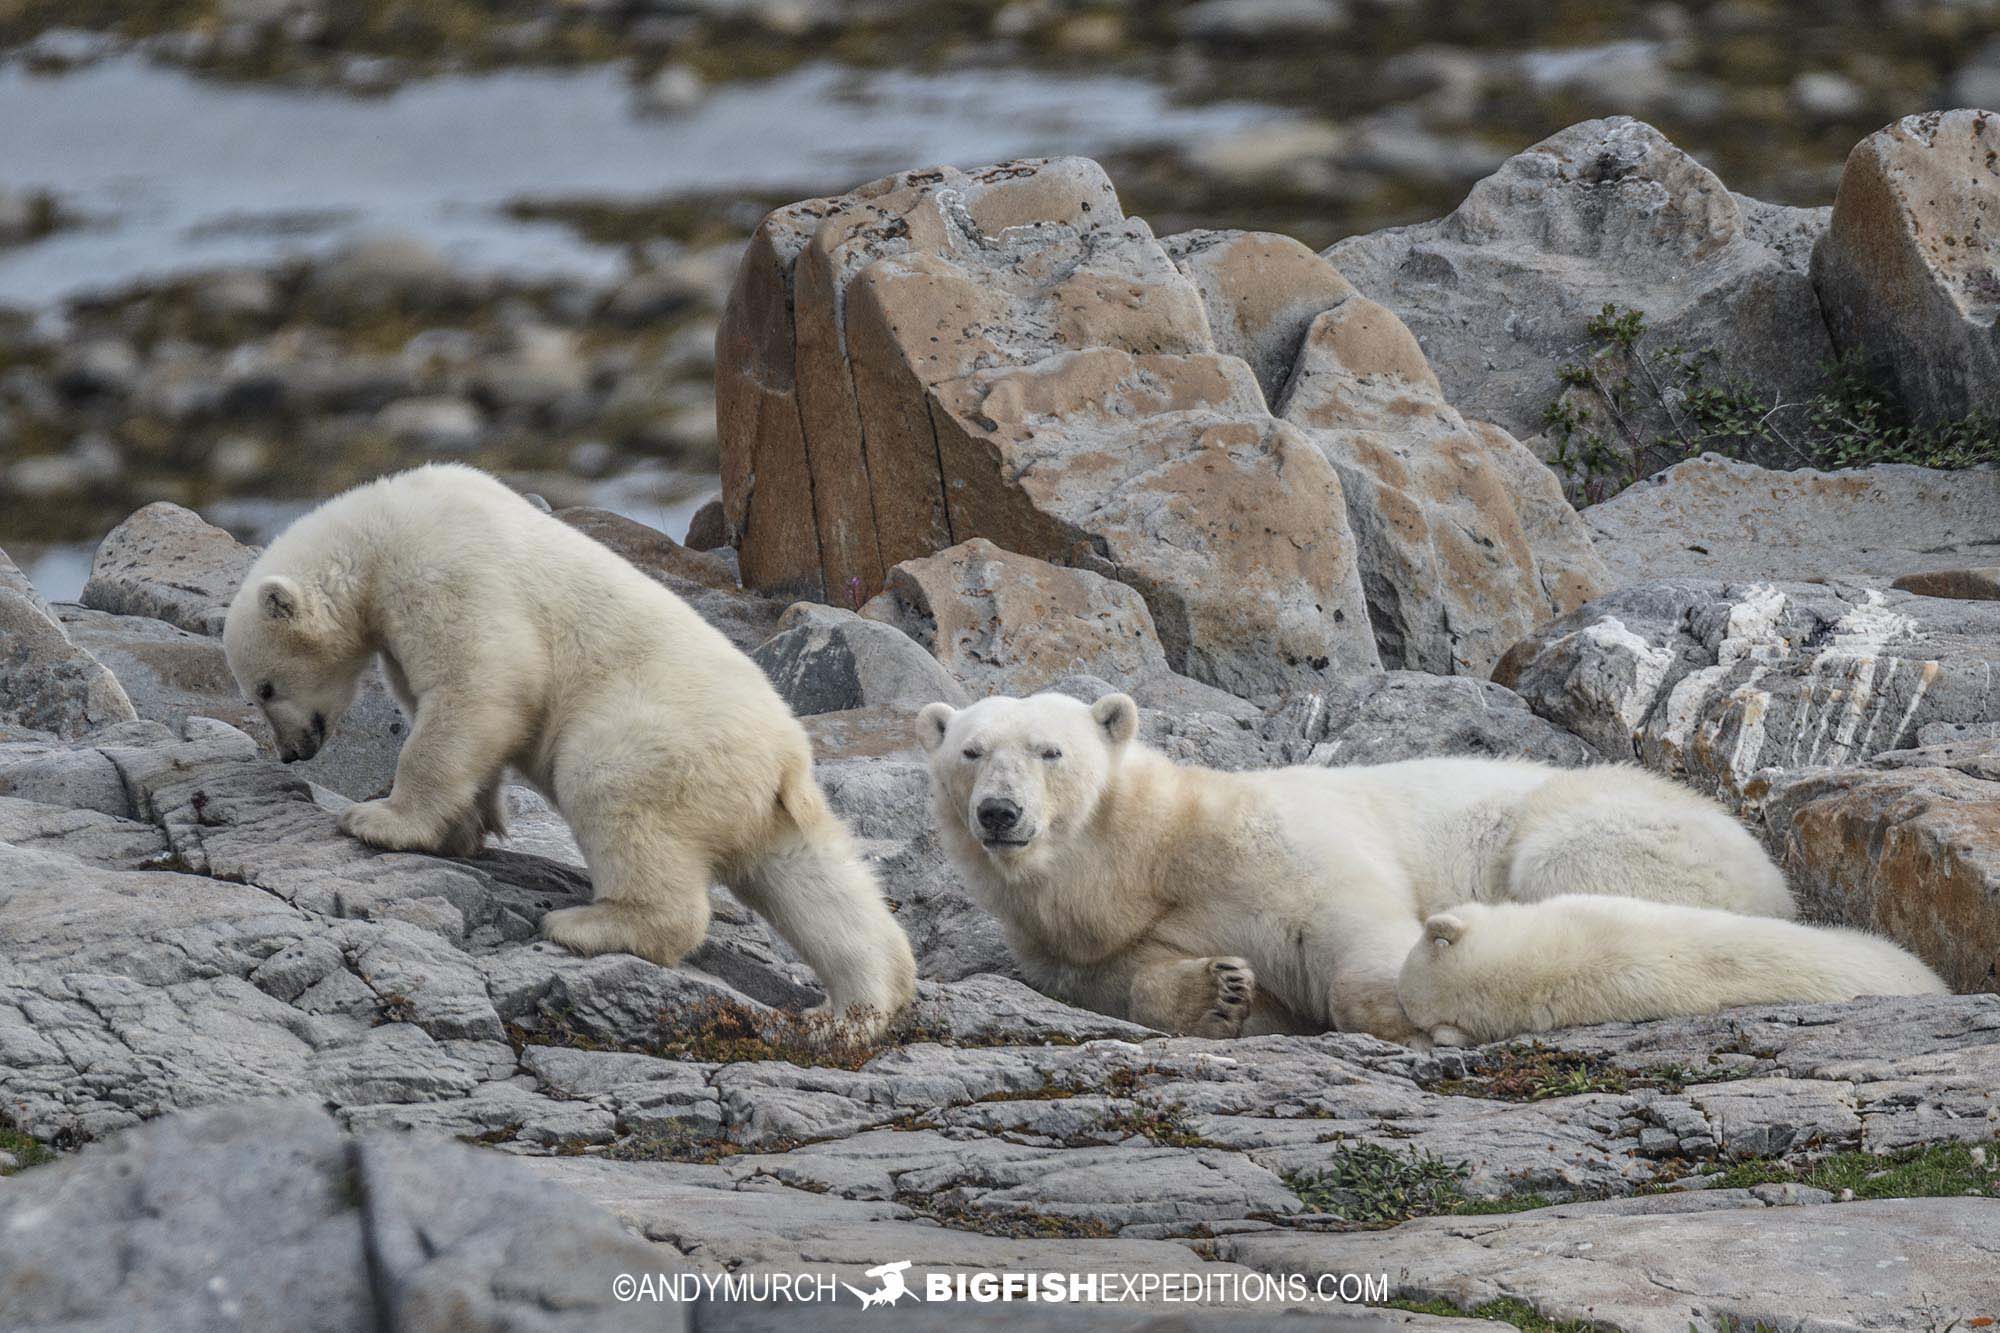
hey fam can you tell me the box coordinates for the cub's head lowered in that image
[222,572,367,764]
[917,692,1140,875]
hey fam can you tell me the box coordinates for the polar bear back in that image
[247,464,806,794]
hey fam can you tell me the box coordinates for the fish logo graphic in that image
[844,1259,918,1309]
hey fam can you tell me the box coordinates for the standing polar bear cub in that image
[920,691,1795,1044]
[1399,896,1947,1047]
[223,464,915,1032]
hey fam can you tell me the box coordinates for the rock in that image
[1763,763,2000,994]
[376,396,483,452]
[0,550,135,740]
[57,604,405,801]
[927,350,1377,697]
[716,158,1380,699]
[1326,118,1836,468]
[684,495,727,550]
[1091,225,1609,678]
[860,538,1172,697]
[1891,567,2000,600]
[0,1100,687,1330]
[1495,578,2000,794]
[1176,0,1348,40]
[751,603,968,717]
[309,232,467,316]
[1813,109,2000,425]
[634,61,705,116]
[55,337,141,399]
[1584,455,2000,588]
[1161,228,1364,413]
[1218,1197,1998,1331]
[1790,70,1865,121]
[1265,671,1601,769]
[1271,280,1610,674]
[79,502,256,636]
[1495,575,2000,983]
[556,507,784,654]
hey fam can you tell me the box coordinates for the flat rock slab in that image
[1584,455,2000,588]
[1218,1197,2000,1333]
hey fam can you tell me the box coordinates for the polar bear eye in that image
[961,746,982,761]
[258,682,275,702]
[1040,747,1063,762]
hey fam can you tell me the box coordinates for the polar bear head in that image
[916,691,1139,874]
[222,573,367,764]
[1396,907,1503,1048]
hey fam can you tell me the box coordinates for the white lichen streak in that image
[1793,590,1928,768]
[1579,617,1674,735]
[1649,584,1789,782]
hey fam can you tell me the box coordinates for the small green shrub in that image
[1287,1142,1469,1224]
[1542,303,2000,502]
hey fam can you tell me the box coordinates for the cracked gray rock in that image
[0,548,135,739]
[0,1100,689,1332]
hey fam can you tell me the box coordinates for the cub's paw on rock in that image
[339,799,479,857]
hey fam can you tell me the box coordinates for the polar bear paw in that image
[340,799,471,856]
[1191,957,1256,1038]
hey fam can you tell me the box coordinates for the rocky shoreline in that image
[6,103,2000,1332]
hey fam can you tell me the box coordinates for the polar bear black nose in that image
[978,798,1022,834]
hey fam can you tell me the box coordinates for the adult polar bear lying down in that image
[222,464,915,1033]
[919,691,1794,1045]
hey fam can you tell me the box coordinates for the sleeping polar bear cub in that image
[222,464,915,1032]
[919,691,1793,1044]
[1400,896,1948,1046]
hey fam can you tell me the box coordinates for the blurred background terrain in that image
[2,0,1997,596]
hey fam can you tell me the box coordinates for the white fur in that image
[222,464,915,1032]
[1400,895,1949,1046]
[919,692,1796,1043]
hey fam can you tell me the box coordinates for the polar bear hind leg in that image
[721,795,917,1036]
[543,801,717,966]
[1504,769,1795,919]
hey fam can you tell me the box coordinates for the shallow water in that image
[0,57,1285,305]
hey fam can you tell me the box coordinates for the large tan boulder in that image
[861,538,1169,696]
[717,159,1609,693]
[926,349,1377,696]
[1814,109,2000,425]
[1274,289,1609,675]
[716,158,1379,697]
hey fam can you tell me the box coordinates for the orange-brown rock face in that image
[718,158,1607,693]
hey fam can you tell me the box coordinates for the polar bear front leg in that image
[340,688,520,857]
[1129,956,1256,1037]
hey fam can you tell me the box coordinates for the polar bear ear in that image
[915,701,957,754]
[1425,914,1465,948]
[258,575,306,623]
[1091,693,1139,746]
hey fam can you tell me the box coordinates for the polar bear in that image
[223,464,916,1032]
[918,691,1793,1043]
[1400,895,1948,1046]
